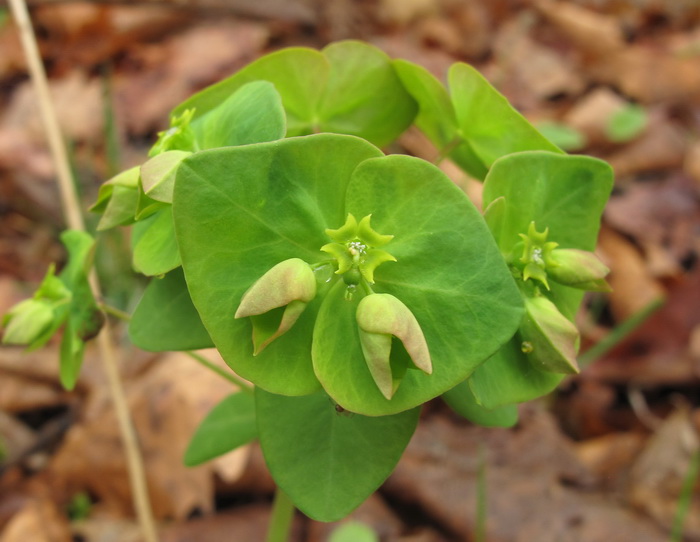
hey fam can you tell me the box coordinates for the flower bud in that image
[520,295,580,375]
[547,248,611,292]
[2,299,55,346]
[356,293,432,400]
[235,258,317,355]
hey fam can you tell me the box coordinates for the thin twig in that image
[7,2,158,540]
[185,350,254,393]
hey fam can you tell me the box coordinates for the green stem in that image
[670,448,700,542]
[579,297,664,368]
[185,350,254,393]
[435,136,463,165]
[265,487,296,542]
[100,303,132,322]
[475,444,487,542]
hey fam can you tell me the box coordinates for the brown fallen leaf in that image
[589,46,700,104]
[384,404,666,541]
[563,87,631,147]
[627,408,700,538]
[32,4,192,72]
[604,175,697,278]
[574,431,647,488]
[47,350,240,520]
[1,71,104,145]
[534,0,626,57]
[493,16,585,102]
[0,498,71,542]
[0,410,36,466]
[683,139,700,189]
[606,119,687,180]
[114,20,269,134]
[587,255,700,387]
[159,503,304,542]
[597,226,666,321]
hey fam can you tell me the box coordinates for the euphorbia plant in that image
[2,40,613,531]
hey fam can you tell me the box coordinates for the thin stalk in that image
[474,444,487,542]
[434,136,463,165]
[578,297,664,368]
[99,303,132,322]
[185,351,254,393]
[265,487,296,542]
[670,448,700,542]
[7,2,158,541]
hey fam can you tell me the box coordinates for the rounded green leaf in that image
[190,80,286,149]
[174,47,327,136]
[442,379,518,428]
[141,151,192,204]
[448,63,563,172]
[318,41,417,147]
[482,151,613,319]
[255,388,419,522]
[173,42,416,146]
[128,267,213,352]
[131,207,181,277]
[173,134,383,396]
[184,392,257,467]
[92,166,140,231]
[468,338,563,409]
[313,155,524,416]
[392,59,486,177]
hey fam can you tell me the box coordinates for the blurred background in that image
[0,0,699,540]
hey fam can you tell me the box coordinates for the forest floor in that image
[0,1,699,541]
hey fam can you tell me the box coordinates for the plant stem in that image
[474,444,487,542]
[578,297,664,368]
[185,351,254,393]
[265,487,296,542]
[670,448,700,542]
[7,2,158,541]
[100,303,132,322]
[435,136,463,165]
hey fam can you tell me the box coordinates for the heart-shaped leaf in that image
[131,207,181,277]
[184,391,257,467]
[128,267,213,351]
[469,151,613,408]
[174,134,384,396]
[312,155,524,415]
[173,41,416,147]
[393,60,562,179]
[442,380,518,428]
[255,388,419,521]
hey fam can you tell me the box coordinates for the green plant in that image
[67,491,93,521]
[606,102,648,143]
[2,40,613,537]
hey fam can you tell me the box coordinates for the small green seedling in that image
[606,103,648,143]
[2,40,613,534]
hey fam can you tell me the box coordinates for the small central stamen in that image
[532,247,544,265]
[348,241,367,256]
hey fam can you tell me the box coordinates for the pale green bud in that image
[356,293,432,400]
[235,258,317,355]
[2,299,55,346]
[547,249,611,292]
[520,296,580,375]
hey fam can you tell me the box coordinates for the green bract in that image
[173,41,417,147]
[393,60,562,179]
[173,133,524,416]
[468,151,614,409]
[12,39,617,528]
[1,231,103,390]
